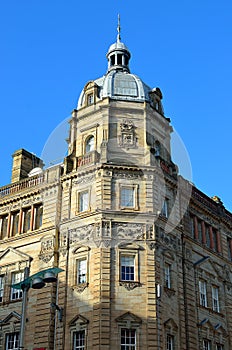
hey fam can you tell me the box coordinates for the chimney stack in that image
[11,149,43,183]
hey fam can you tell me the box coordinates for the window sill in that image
[119,281,141,291]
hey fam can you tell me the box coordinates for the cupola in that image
[106,15,131,73]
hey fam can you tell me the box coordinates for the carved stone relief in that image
[39,235,55,263]
[119,281,142,291]
[119,119,137,148]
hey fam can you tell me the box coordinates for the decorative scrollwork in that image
[73,282,89,293]
[119,281,141,291]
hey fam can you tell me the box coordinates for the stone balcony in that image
[77,151,100,168]
[0,174,45,198]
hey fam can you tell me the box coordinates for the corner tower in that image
[64,19,175,173]
[59,18,180,350]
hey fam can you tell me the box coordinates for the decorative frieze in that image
[112,222,143,245]
[73,175,95,186]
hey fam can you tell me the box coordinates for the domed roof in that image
[77,71,151,108]
[77,16,153,109]
[107,41,130,56]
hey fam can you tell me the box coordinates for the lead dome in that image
[77,20,164,113]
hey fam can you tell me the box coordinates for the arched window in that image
[85,136,94,153]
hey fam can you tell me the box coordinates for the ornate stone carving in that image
[145,224,154,239]
[119,119,137,148]
[68,224,95,245]
[73,282,89,293]
[119,281,141,290]
[39,235,55,263]
[73,175,95,186]
[114,172,142,180]
[112,223,143,245]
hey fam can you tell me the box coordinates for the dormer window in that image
[87,93,94,106]
[85,135,94,153]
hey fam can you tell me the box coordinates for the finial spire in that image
[117,14,121,42]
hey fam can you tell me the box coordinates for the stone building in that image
[0,25,232,350]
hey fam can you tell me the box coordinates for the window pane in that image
[11,272,23,300]
[198,220,202,242]
[34,205,43,230]
[203,339,211,350]
[22,208,31,233]
[79,191,89,212]
[6,332,19,350]
[11,212,20,236]
[212,286,220,312]
[87,94,94,106]
[121,188,134,207]
[1,215,8,239]
[161,199,168,217]
[216,344,224,350]
[73,330,85,350]
[121,256,135,281]
[164,264,171,288]
[205,225,210,247]
[0,275,4,302]
[121,328,136,350]
[85,136,94,153]
[199,280,207,307]
[77,259,87,284]
[166,334,174,350]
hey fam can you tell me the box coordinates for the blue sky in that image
[1,1,232,211]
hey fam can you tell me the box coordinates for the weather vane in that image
[117,14,121,42]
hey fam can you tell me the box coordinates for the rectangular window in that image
[205,225,210,247]
[5,332,20,350]
[77,259,87,284]
[164,263,171,289]
[73,330,85,350]
[87,93,94,106]
[11,271,23,300]
[0,275,4,302]
[22,208,31,233]
[166,334,174,350]
[212,286,220,312]
[79,191,89,212]
[198,220,202,242]
[190,216,194,238]
[0,215,8,239]
[199,280,207,307]
[212,229,218,252]
[11,211,20,236]
[34,204,43,230]
[203,339,211,350]
[216,344,224,350]
[121,328,136,350]
[121,256,135,281]
[161,199,168,217]
[120,187,135,208]
[227,238,232,260]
